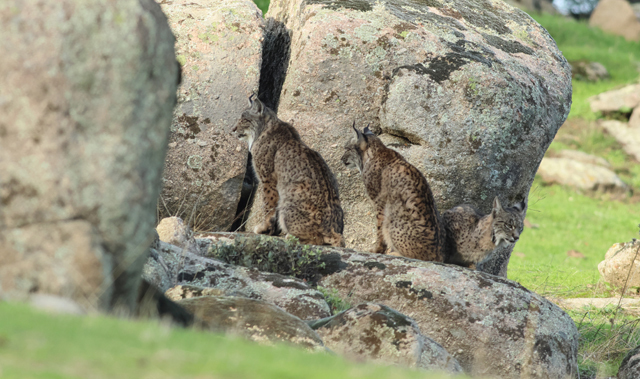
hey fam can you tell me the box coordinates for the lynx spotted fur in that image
[233,95,345,247]
[443,197,525,269]
[341,124,444,262]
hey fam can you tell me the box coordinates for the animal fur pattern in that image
[232,95,345,247]
[341,124,444,262]
[443,197,526,269]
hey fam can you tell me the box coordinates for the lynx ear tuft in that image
[492,197,503,216]
[352,121,364,141]
[513,199,526,214]
[363,124,375,136]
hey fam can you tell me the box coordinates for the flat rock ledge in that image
[200,233,579,379]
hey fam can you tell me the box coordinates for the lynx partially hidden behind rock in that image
[342,124,444,262]
[443,197,526,269]
[233,95,345,247]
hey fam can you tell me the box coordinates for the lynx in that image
[341,124,444,262]
[443,197,526,269]
[232,95,345,247]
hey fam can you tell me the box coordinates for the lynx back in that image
[233,95,345,247]
[443,197,525,269]
[341,124,444,262]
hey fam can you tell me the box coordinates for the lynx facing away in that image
[232,95,345,247]
[443,197,525,269]
[341,125,444,262]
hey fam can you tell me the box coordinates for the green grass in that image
[529,14,640,120]
[0,302,456,379]
[508,178,640,297]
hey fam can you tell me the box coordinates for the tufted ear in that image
[492,196,503,217]
[513,198,526,215]
[351,121,364,140]
[248,94,264,115]
[363,124,375,137]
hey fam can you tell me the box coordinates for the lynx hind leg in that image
[279,206,324,246]
[323,231,345,248]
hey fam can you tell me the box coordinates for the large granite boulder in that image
[158,0,264,231]
[202,233,580,378]
[178,295,326,351]
[310,303,462,373]
[252,0,572,277]
[0,0,179,311]
[618,345,640,379]
[598,240,640,291]
[143,240,331,320]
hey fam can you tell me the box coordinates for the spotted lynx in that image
[443,197,525,269]
[341,124,444,262]
[233,95,345,247]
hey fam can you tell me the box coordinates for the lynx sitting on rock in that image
[341,124,444,262]
[443,197,525,269]
[233,95,345,247]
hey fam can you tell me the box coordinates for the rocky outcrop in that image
[158,0,264,231]
[252,0,572,278]
[601,120,640,162]
[178,296,325,351]
[156,216,196,250]
[589,0,640,42]
[618,345,640,379]
[202,233,580,378]
[143,240,331,320]
[598,240,640,291]
[0,0,179,312]
[569,60,610,82]
[589,84,640,114]
[537,152,626,193]
[310,303,462,373]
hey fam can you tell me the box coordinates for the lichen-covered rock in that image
[201,233,579,378]
[537,156,626,193]
[618,345,640,379]
[143,241,331,320]
[158,0,264,231]
[598,240,640,291]
[310,303,462,373]
[178,296,325,351]
[0,0,179,311]
[260,0,572,277]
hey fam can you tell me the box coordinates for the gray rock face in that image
[0,0,179,311]
[590,0,640,42]
[158,0,264,231]
[143,241,331,320]
[178,296,325,351]
[201,233,580,378]
[311,303,462,373]
[598,240,640,291]
[261,0,571,277]
[618,345,640,379]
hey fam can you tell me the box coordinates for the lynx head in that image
[232,94,273,149]
[341,122,375,173]
[491,197,526,247]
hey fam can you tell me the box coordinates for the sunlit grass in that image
[508,178,640,297]
[0,302,455,379]
[529,14,640,120]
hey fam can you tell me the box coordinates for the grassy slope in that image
[528,14,640,120]
[508,16,640,297]
[0,302,454,379]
